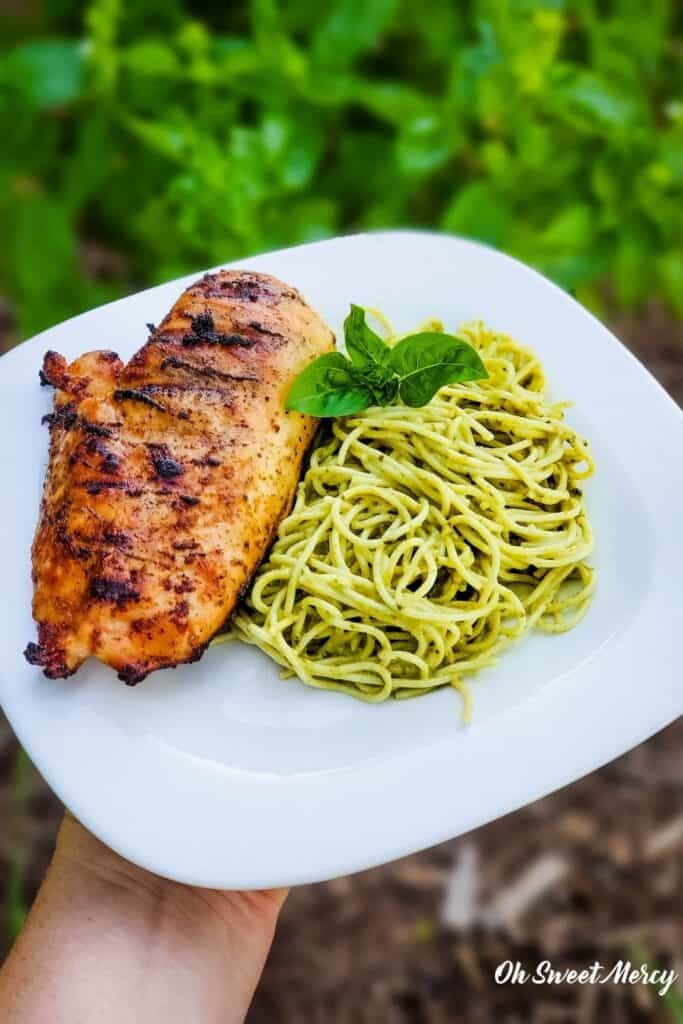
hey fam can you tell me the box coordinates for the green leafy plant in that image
[0,0,681,345]
[285,305,487,416]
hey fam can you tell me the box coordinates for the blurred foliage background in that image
[0,0,681,345]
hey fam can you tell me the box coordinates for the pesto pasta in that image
[219,320,595,717]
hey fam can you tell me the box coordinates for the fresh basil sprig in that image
[286,305,488,417]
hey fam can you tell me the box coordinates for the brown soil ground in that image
[1,302,681,1023]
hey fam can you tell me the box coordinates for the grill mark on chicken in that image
[82,420,116,438]
[189,271,303,307]
[197,274,268,303]
[212,334,254,348]
[245,320,283,339]
[42,406,117,438]
[91,577,141,605]
[84,480,143,497]
[83,437,120,472]
[54,520,91,561]
[42,405,78,429]
[113,388,167,412]
[160,356,257,383]
[26,269,335,682]
[180,310,255,349]
[102,530,132,549]
[148,444,184,480]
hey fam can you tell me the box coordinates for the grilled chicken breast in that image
[25,271,334,683]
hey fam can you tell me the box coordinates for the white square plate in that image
[0,231,681,888]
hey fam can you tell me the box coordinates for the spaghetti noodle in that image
[220,319,596,717]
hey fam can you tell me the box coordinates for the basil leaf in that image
[362,370,399,407]
[343,304,392,370]
[285,352,372,417]
[390,332,488,407]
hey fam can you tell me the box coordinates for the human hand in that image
[0,813,287,1024]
